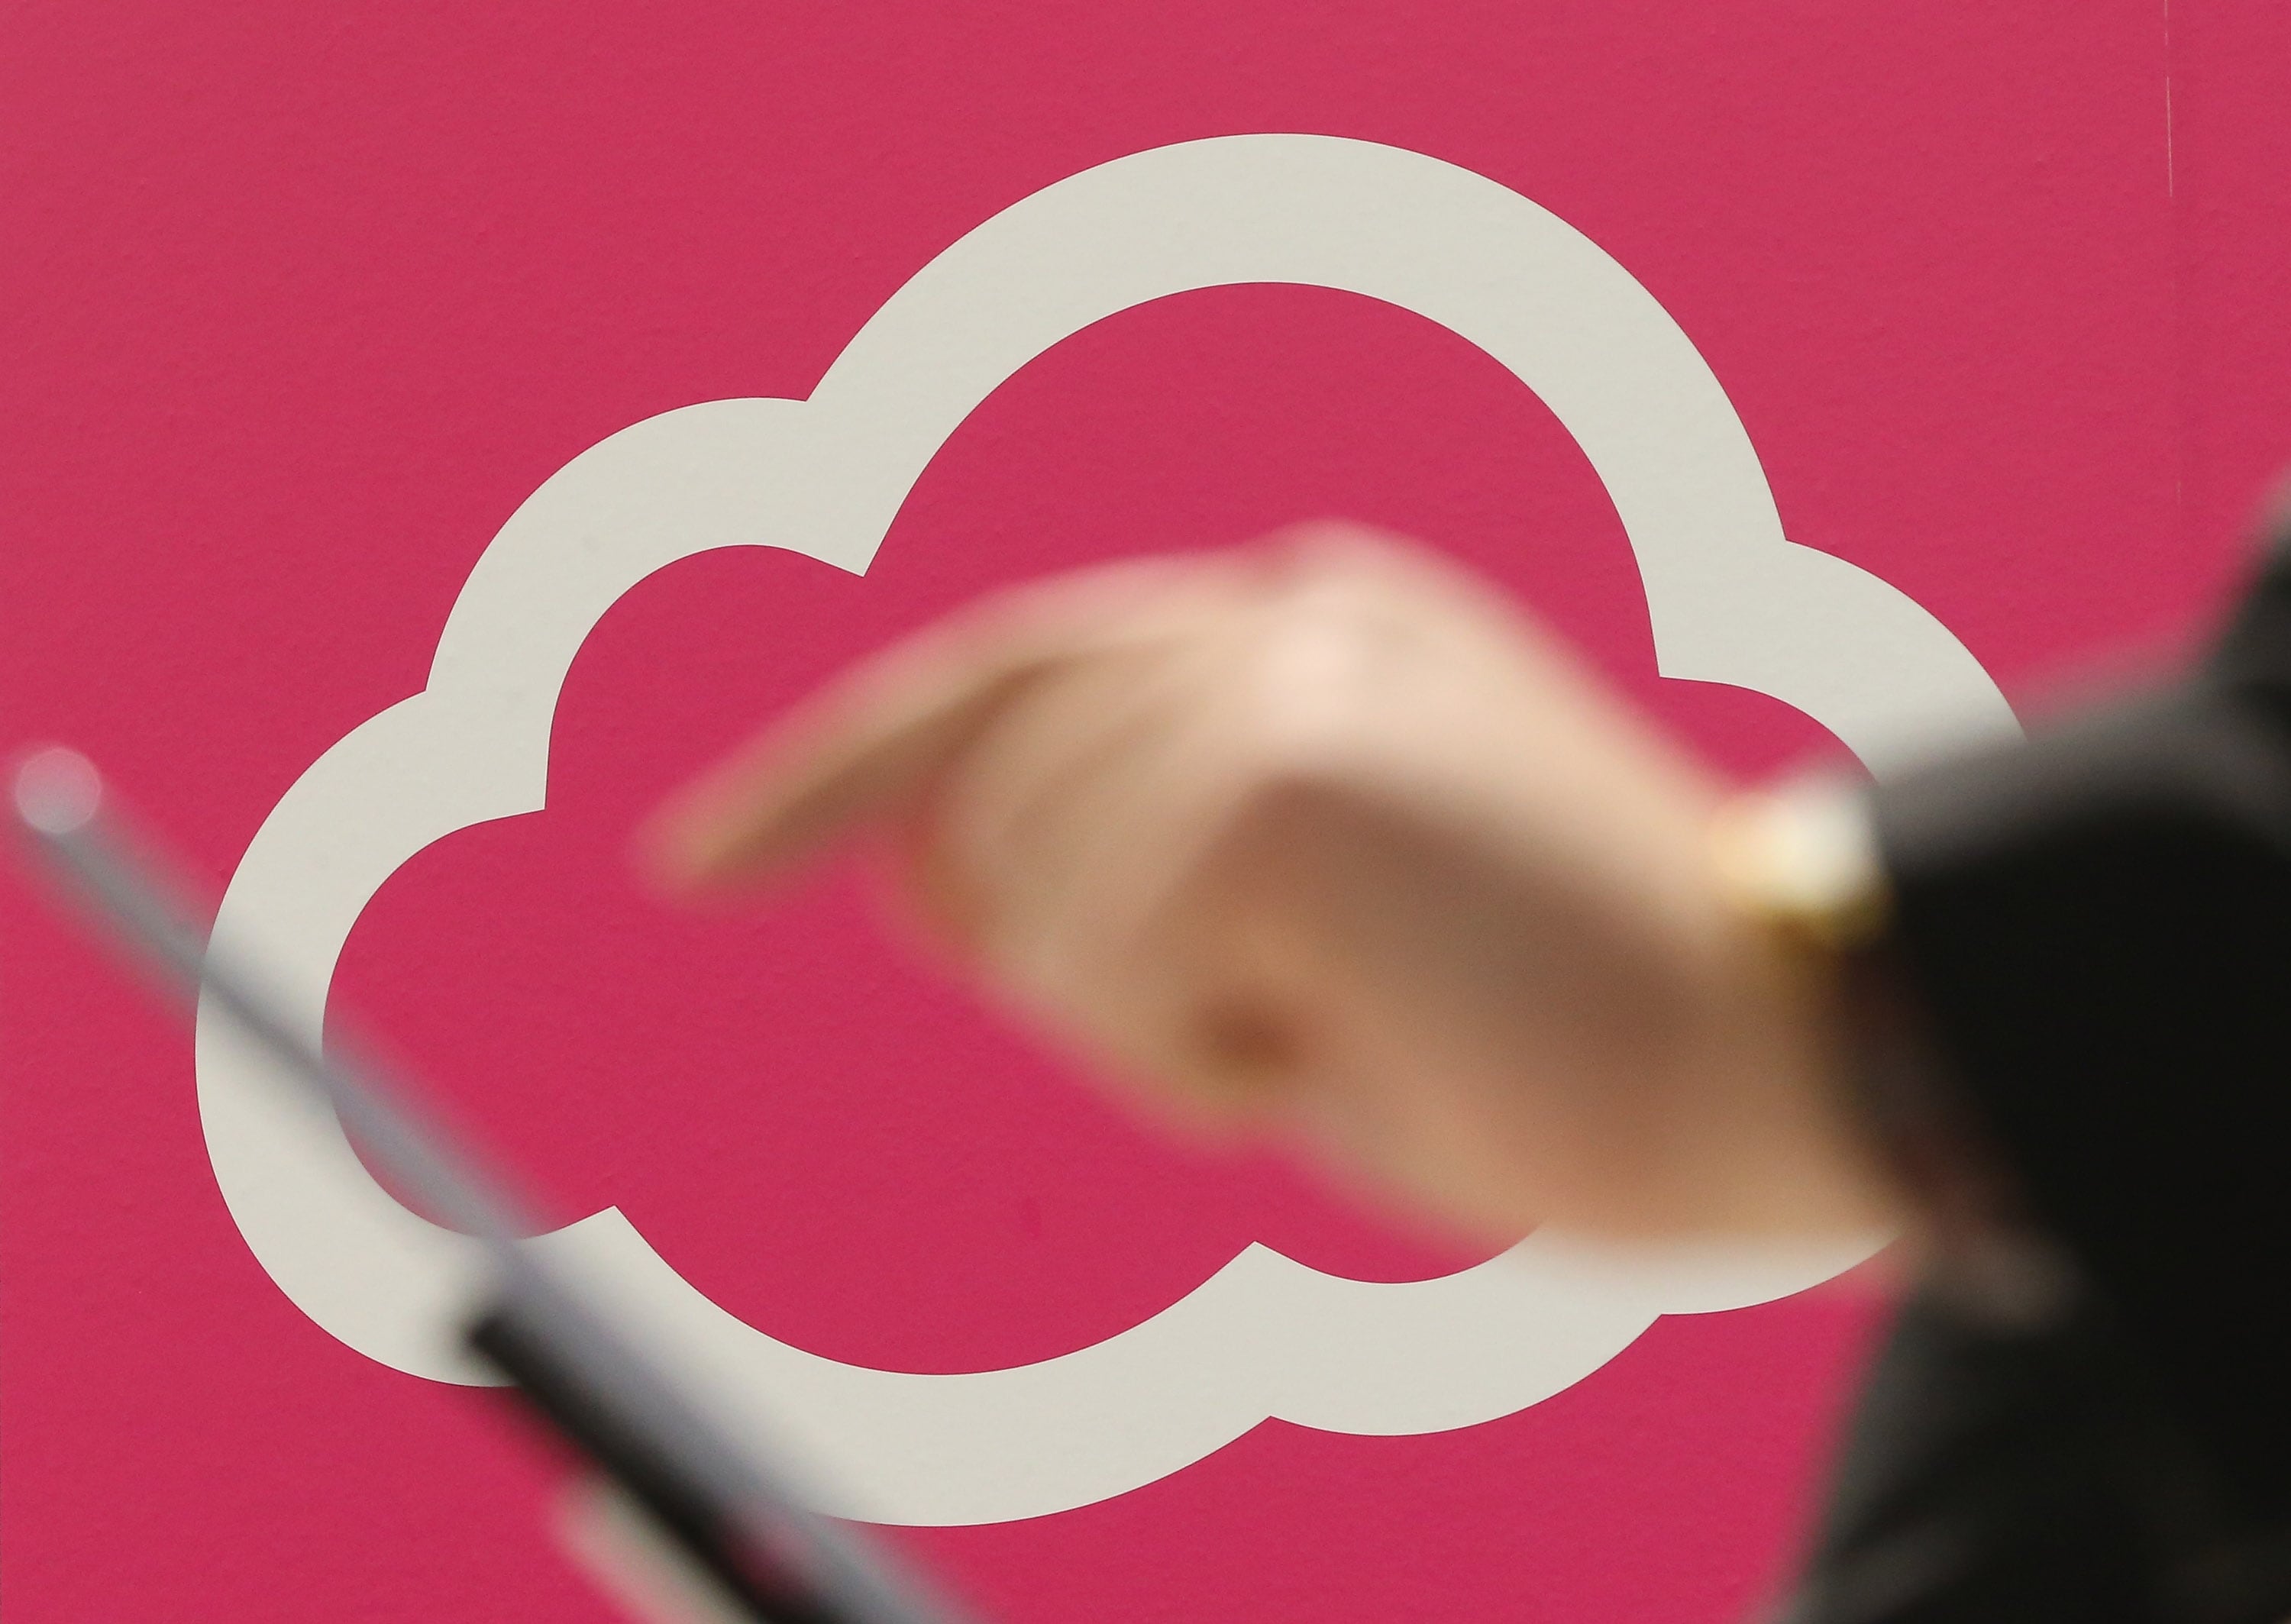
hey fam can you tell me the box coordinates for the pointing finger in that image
[642,552,1257,893]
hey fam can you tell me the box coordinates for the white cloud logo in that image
[196,134,2014,1526]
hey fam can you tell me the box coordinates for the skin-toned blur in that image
[645,525,1903,1247]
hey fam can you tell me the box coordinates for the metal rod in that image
[11,746,965,1624]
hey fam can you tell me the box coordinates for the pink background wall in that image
[5,4,2287,1619]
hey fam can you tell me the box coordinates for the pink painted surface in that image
[1,2,2277,1619]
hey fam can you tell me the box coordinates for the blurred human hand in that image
[645,525,1898,1244]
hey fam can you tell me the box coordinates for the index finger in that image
[641,551,1262,894]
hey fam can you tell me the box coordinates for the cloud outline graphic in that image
[196,134,2015,1525]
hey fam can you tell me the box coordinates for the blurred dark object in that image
[1789,505,2291,1624]
[11,755,965,1624]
